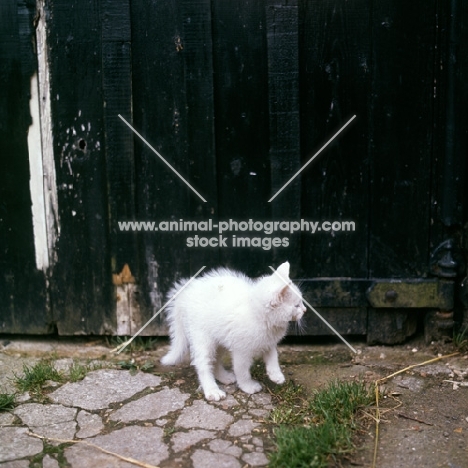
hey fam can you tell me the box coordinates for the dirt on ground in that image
[282,337,468,468]
[1,334,467,468]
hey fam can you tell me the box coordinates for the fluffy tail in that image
[160,279,190,365]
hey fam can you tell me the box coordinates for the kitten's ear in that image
[269,284,290,308]
[267,261,291,308]
[274,261,290,281]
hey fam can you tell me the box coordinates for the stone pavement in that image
[1,337,467,468]
[0,342,275,468]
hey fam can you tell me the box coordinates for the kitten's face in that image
[267,282,306,324]
[282,284,306,322]
[264,261,306,324]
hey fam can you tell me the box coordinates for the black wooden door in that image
[1,0,467,341]
[0,0,51,334]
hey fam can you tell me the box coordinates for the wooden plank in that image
[36,0,60,271]
[130,0,194,332]
[178,0,219,274]
[266,0,301,270]
[299,0,370,279]
[0,0,50,333]
[369,1,436,278]
[211,0,272,277]
[294,308,367,336]
[429,0,468,272]
[102,0,135,270]
[47,0,113,334]
[101,0,139,333]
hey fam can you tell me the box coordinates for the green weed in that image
[13,360,63,395]
[453,325,468,351]
[268,380,374,468]
[68,361,103,382]
[117,359,154,373]
[29,441,70,468]
[0,393,15,411]
[268,380,312,426]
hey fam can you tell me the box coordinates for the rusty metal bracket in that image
[366,279,454,309]
[430,239,465,278]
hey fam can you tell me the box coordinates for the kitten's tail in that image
[160,279,190,366]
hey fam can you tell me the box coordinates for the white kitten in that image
[160,261,306,401]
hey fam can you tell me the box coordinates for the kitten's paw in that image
[239,380,262,394]
[215,370,236,385]
[268,370,285,385]
[204,387,226,401]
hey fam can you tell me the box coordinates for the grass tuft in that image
[13,359,63,394]
[68,361,103,382]
[117,359,154,373]
[269,380,374,468]
[0,393,15,411]
[268,380,312,426]
[312,380,373,427]
[453,325,468,351]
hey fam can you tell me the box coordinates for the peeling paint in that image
[34,0,60,269]
[28,72,49,271]
[145,248,162,314]
[114,264,141,335]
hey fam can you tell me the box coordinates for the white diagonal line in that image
[114,266,206,354]
[268,115,357,202]
[269,266,357,354]
[118,114,207,203]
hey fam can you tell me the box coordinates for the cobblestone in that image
[64,426,168,467]
[176,399,234,430]
[14,404,77,440]
[191,449,241,468]
[171,429,215,452]
[0,360,272,467]
[49,369,162,410]
[110,387,189,423]
[228,419,260,437]
[76,410,104,438]
[0,427,43,463]
[7,338,449,467]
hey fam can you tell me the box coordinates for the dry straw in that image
[371,352,459,468]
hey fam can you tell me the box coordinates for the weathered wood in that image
[429,0,468,274]
[211,0,272,276]
[36,0,59,271]
[266,0,301,270]
[47,0,113,334]
[300,0,370,279]
[369,1,436,278]
[2,0,467,342]
[178,0,219,274]
[294,309,367,337]
[101,0,138,334]
[102,0,136,272]
[0,0,50,333]
[130,0,193,332]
